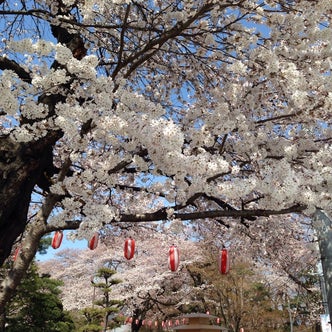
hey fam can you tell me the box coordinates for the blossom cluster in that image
[0,0,331,241]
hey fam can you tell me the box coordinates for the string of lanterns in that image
[125,318,244,332]
[123,314,237,329]
[47,233,230,274]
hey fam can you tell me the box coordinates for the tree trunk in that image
[0,2,86,268]
[0,133,60,266]
[0,189,62,313]
[0,3,87,312]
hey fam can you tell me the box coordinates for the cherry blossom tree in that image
[38,221,321,330]
[39,232,199,314]
[0,0,331,320]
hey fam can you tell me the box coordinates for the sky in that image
[36,231,87,261]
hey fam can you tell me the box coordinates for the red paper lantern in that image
[124,237,135,260]
[218,248,230,274]
[88,232,99,250]
[51,231,63,249]
[13,246,21,261]
[168,245,180,272]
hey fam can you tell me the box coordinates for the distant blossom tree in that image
[39,232,200,315]
[0,0,331,324]
[39,224,321,329]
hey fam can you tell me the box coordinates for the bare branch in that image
[0,56,31,83]
[118,204,307,223]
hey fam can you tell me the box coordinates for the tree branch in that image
[118,204,307,223]
[122,2,215,79]
[0,56,31,83]
[0,9,51,18]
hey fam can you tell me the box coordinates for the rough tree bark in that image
[0,5,86,267]
[0,4,87,319]
[0,133,61,266]
[0,188,63,328]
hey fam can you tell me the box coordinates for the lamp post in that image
[313,209,332,323]
[287,296,294,332]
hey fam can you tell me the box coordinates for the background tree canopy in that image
[0,0,331,322]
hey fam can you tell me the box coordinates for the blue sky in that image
[36,231,87,261]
